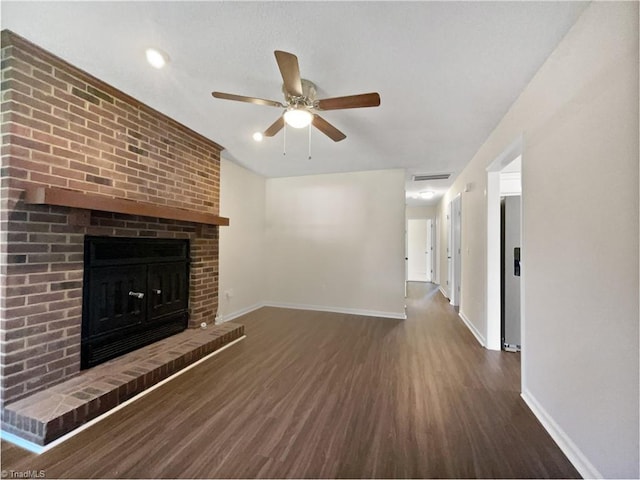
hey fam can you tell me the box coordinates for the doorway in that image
[486,136,523,356]
[446,202,452,298]
[501,195,521,351]
[449,195,462,306]
[407,219,428,282]
[407,219,434,282]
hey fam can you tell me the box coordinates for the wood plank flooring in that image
[1,283,580,478]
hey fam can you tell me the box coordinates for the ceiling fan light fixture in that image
[284,108,313,129]
[252,132,263,142]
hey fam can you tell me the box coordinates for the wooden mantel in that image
[24,186,230,226]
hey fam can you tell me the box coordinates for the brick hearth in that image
[0,27,232,433]
[2,322,244,446]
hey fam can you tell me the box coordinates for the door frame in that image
[449,194,462,306]
[486,136,524,361]
[446,202,452,299]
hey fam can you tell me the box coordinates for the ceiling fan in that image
[212,50,380,142]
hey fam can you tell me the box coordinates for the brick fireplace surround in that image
[1,30,241,441]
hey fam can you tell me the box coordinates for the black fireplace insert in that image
[81,236,190,369]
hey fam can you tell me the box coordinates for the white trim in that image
[499,171,522,196]
[217,303,264,323]
[521,390,602,479]
[485,135,524,173]
[263,302,407,320]
[438,285,449,299]
[458,311,486,347]
[486,169,502,350]
[1,335,247,455]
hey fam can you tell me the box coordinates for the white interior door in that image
[407,219,428,282]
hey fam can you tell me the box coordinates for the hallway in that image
[1,283,579,478]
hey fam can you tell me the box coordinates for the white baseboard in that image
[217,303,264,323]
[521,389,602,479]
[438,285,449,298]
[458,311,486,347]
[263,301,407,320]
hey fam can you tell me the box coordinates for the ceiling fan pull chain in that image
[308,123,312,160]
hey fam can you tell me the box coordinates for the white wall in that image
[218,157,266,322]
[265,169,406,318]
[437,3,639,478]
[406,205,437,219]
[219,164,407,320]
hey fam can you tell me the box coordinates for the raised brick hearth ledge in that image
[1,322,244,447]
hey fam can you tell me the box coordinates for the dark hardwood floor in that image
[1,282,580,478]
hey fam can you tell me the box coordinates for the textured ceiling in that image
[1,1,588,205]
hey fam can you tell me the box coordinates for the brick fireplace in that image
[0,30,230,410]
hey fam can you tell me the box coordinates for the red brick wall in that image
[0,31,223,405]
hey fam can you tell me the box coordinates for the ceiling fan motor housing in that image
[283,79,317,107]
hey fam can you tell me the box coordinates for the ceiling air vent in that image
[412,173,451,182]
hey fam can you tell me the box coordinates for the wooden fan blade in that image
[212,91,284,108]
[274,51,303,97]
[264,116,285,137]
[316,92,381,111]
[312,115,346,142]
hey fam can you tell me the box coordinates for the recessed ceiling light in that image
[145,48,169,69]
[419,191,435,200]
[252,132,263,142]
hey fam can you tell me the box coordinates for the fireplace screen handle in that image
[128,291,145,299]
